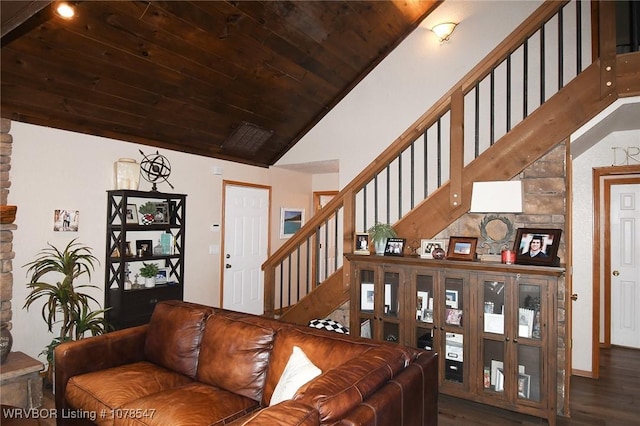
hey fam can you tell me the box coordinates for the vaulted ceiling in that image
[1,1,440,167]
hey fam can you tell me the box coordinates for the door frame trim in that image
[220,180,272,308]
[592,165,640,378]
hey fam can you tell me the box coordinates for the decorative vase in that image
[374,239,387,255]
[144,276,156,288]
[0,323,13,364]
[114,158,141,190]
[432,247,446,259]
[141,214,155,225]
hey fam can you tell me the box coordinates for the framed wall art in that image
[513,228,562,266]
[446,236,477,261]
[126,204,138,224]
[280,207,305,239]
[420,239,446,259]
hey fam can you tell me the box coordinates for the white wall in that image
[8,122,312,361]
[279,1,544,188]
[572,128,640,372]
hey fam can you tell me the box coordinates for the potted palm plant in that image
[23,239,111,385]
[367,222,397,255]
[139,262,159,288]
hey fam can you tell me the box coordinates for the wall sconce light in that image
[470,181,523,261]
[431,22,458,42]
[54,2,76,19]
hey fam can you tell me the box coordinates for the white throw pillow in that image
[270,346,322,406]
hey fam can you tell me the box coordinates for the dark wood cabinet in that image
[346,254,563,425]
[105,190,186,329]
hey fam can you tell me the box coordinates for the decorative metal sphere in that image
[139,150,173,191]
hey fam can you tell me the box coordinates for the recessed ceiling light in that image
[55,2,76,19]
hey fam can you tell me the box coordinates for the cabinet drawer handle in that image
[505,336,510,342]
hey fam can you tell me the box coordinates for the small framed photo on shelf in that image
[518,373,531,399]
[136,240,153,257]
[445,289,459,309]
[360,283,375,311]
[420,239,445,259]
[446,236,477,261]
[514,228,562,266]
[384,237,405,256]
[156,267,169,284]
[153,202,170,224]
[354,232,370,255]
[126,204,138,224]
[445,308,463,326]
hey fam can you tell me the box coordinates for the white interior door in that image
[610,183,640,348]
[223,184,270,315]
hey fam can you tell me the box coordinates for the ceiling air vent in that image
[222,122,274,155]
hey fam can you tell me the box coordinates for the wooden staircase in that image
[263,0,640,326]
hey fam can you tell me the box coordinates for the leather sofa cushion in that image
[144,300,214,378]
[116,382,259,426]
[65,361,193,424]
[262,327,373,406]
[226,400,319,426]
[295,345,410,423]
[197,314,275,401]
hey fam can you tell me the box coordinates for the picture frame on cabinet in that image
[420,239,445,259]
[384,237,405,256]
[495,368,505,392]
[445,308,463,326]
[446,236,477,261]
[514,228,562,266]
[136,240,153,257]
[445,289,459,309]
[361,283,375,311]
[518,373,531,399]
[126,204,138,224]
[156,267,169,284]
[354,232,370,255]
[153,202,170,224]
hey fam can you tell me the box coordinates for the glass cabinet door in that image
[415,272,435,351]
[515,282,544,403]
[381,271,401,343]
[358,268,375,339]
[480,277,507,396]
[443,275,465,384]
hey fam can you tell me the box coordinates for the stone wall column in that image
[0,118,16,334]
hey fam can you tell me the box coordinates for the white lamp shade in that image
[470,181,523,213]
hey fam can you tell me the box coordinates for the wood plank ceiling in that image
[1,1,440,167]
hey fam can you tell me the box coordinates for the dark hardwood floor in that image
[439,346,640,425]
[41,346,637,425]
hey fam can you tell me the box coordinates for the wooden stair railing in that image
[263,0,640,325]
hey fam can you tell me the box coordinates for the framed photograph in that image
[446,236,477,261]
[495,368,505,392]
[384,237,405,256]
[445,308,463,326]
[153,202,170,224]
[361,283,375,311]
[445,289,459,309]
[136,239,153,257]
[53,209,79,232]
[420,239,446,259]
[280,207,305,239]
[156,267,169,284]
[513,228,562,266]
[126,204,138,224]
[354,232,370,255]
[518,373,531,399]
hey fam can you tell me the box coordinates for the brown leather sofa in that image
[55,300,438,425]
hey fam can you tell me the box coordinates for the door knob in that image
[571,294,578,301]
[226,254,231,259]
[225,264,232,269]
[613,270,620,276]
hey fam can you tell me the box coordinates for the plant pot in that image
[374,239,387,255]
[141,214,155,225]
[0,324,12,364]
[144,276,156,288]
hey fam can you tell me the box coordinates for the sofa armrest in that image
[54,325,148,412]
[338,351,439,426]
[228,400,319,426]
